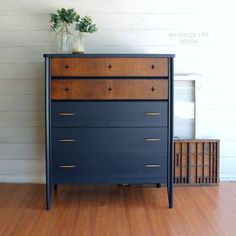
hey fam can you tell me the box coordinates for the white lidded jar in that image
[72,32,86,54]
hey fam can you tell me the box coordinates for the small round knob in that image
[64,65,69,69]
[108,64,112,69]
[151,65,155,70]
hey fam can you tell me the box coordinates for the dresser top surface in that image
[44,53,175,58]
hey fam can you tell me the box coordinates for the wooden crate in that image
[174,139,219,186]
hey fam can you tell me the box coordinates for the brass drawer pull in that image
[58,112,76,116]
[145,112,161,116]
[145,138,161,142]
[58,139,77,142]
[59,165,76,168]
[145,164,161,168]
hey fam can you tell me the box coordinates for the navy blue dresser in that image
[44,54,174,209]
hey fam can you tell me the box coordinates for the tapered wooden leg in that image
[46,181,51,210]
[168,185,173,208]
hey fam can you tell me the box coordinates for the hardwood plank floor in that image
[0,183,236,236]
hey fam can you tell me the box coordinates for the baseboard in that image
[220,174,236,181]
[0,174,236,183]
[0,175,45,183]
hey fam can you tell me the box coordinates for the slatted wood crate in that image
[174,140,219,186]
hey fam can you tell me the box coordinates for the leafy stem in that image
[75,16,97,33]
[50,8,80,33]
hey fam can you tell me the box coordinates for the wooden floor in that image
[0,183,236,236]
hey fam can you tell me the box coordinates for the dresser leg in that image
[54,184,58,191]
[45,166,51,210]
[157,183,162,188]
[167,182,174,208]
[46,183,51,210]
[46,198,51,210]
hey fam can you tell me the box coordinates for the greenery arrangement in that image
[50,8,80,32]
[50,8,97,33]
[49,8,97,53]
[75,16,97,33]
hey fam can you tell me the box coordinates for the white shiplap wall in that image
[0,0,236,182]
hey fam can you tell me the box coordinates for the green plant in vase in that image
[50,8,80,53]
[73,16,97,53]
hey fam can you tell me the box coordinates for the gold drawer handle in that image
[145,164,161,168]
[58,139,77,142]
[59,165,76,168]
[145,138,161,142]
[145,112,161,116]
[58,113,76,116]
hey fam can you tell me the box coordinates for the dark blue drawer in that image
[51,101,167,127]
[52,153,167,184]
[52,127,167,154]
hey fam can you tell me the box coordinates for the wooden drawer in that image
[51,101,168,127]
[52,127,167,154]
[51,58,168,77]
[51,79,168,100]
[52,153,167,184]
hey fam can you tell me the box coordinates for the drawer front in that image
[51,58,168,77]
[52,128,167,154]
[52,153,167,183]
[52,101,168,127]
[51,79,168,100]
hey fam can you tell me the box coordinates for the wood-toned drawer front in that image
[51,58,168,77]
[52,101,168,127]
[52,128,167,154]
[52,153,167,184]
[51,79,168,100]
